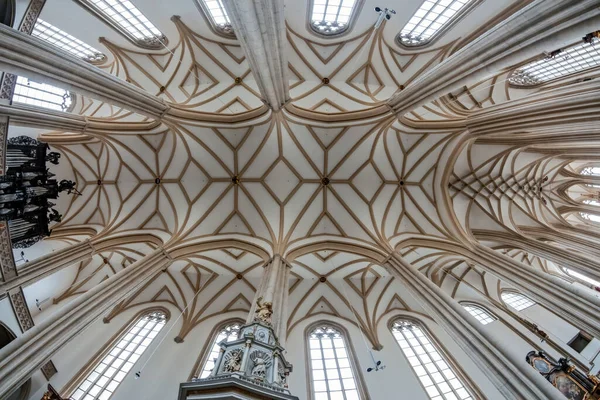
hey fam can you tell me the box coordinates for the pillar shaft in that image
[386,254,562,400]
[0,248,172,398]
[0,240,95,294]
[387,0,600,117]
[247,255,291,344]
[221,0,289,110]
[0,24,168,118]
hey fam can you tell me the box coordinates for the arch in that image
[304,320,369,400]
[389,316,476,400]
[65,307,170,399]
[0,0,15,27]
[167,237,271,262]
[285,239,387,263]
[307,0,364,37]
[396,0,482,48]
[189,317,245,380]
[0,322,31,400]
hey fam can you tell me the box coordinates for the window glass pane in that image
[462,304,495,325]
[85,0,165,46]
[12,76,72,112]
[71,311,166,400]
[398,0,477,46]
[199,0,233,35]
[199,322,241,378]
[310,0,358,35]
[392,320,472,400]
[581,212,600,223]
[564,267,600,288]
[32,19,106,62]
[510,41,600,86]
[308,325,362,399]
[501,292,535,311]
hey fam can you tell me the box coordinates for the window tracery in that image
[461,304,495,325]
[76,0,166,49]
[501,291,535,311]
[199,321,241,378]
[195,0,234,37]
[397,0,479,47]
[32,19,106,63]
[309,0,359,36]
[563,267,600,288]
[509,42,600,86]
[308,324,362,400]
[71,311,167,400]
[12,76,72,112]
[391,319,473,400]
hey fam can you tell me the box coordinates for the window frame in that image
[395,0,483,49]
[509,40,600,87]
[306,0,365,39]
[389,316,477,400]
[304,321,369,400]
[501,291,535,312]
[73,0,167,50]
[190,318,244,379]
[12,76,75,113]
[64,307,170,399]
[193,0,235,39]
[460,302,496,326]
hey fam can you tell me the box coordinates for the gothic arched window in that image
[501,291,535,311]
[75,0,166,49]
[12,76,72,112]
[391,319,473,400]
[461,303,496,325]
[397,0,480,47]
[307,324,364,400]
[309,0,360,36]
[32,19,106,63]
[563,267,600,289]
[509,42,600,86]
[198,321,242,378]
[70,311,167,400]
[195,0,234,37]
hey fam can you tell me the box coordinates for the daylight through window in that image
[462,304,495,325]
[71,311,166,400]
[308,325,361,400]
[199,322,241,378]
[12,76,72,112]
[398,0,477,46]
[510,42,600,86]
[501,292,535,311]
[32,19,106,62]
[392,320,472,400]
[198,0,233,36]
[310,0,358,35]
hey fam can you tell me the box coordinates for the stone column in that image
[246,254,291,345]
[0,240,95,295]
[386,253,563,400]
[0,23,168,118]
[0,247,172,399]
[221,0,289,110]
[387,0,600,117]
[473,242,600,338]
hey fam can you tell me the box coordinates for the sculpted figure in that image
[254,296,273,325]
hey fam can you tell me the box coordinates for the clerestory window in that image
[32,19,106,63]
[309,0,359,36]
[70,311,167,400]
[397,0,479,47]
[195,0,234,37]
[391,319,473,399]
[12,76,72,112]
[307,324,363,400]
[198,321,241,378]
[510,41,600,86]
[76,0,166,49]
[501,291,535,311]
[462,303,496,325]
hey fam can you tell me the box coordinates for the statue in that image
[58,180,82,196]
[251,356,267,379]
[223,349,243,373]
[254,296,273,325]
